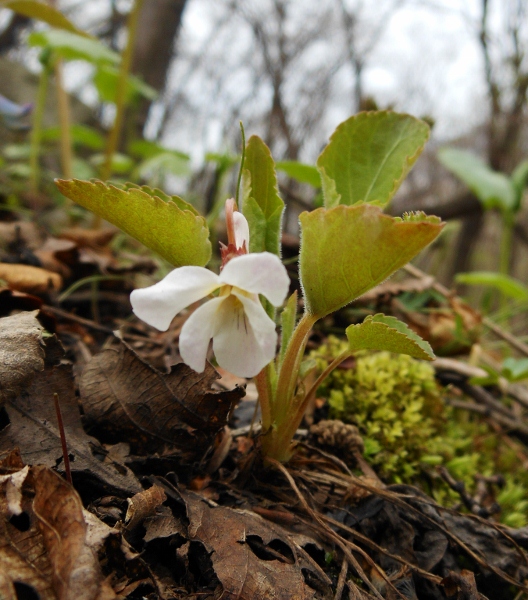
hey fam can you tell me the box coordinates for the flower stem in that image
[260,312,317,461]
[303,349,353,408]
[255,367,272,431]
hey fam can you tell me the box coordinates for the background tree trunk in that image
[130,0,188,138]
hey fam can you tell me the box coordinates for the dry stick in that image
[305,468,528,589]
[266,458,402,600]
[334,558,348,600]
[53,393,72,485]
[43,305,114,334]
[404,263,528,357]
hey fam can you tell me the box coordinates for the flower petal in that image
[233,211,250,250]
[130,266,221,331]
[219,252,289,306]
[179,296,225,373]
[213,292,278,377]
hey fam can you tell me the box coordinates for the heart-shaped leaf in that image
[346,314,434,360]
[317,111,430,208]
[242,135,284,256]
[299,204,443,318]
[55,179,211,267]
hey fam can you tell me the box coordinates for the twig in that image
[53,393,72,485]
[43,305,114,334]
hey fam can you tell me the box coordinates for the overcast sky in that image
[39,0,516,161]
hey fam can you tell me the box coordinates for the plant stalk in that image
[29,62,51,194]
[54,59,73,180]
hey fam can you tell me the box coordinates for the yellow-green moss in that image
[309,336,528,526]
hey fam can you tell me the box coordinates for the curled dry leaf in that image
[183,491,329,599]
[0,310,46,408]
[0,262,63,294]
[0,457,55,599]
[125,485,166,530]
[32,466,116,600]
[79,339,245,457]
[0,464,29,516]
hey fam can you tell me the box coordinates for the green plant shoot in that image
[56,110,444,463]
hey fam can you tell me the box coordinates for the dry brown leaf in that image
[0,310,46,408]
[125,485,166,530]
[79,339,245,457]
[0,461,56,599]
[0,328,142,495]
[34,238,78,278]
[394,297,482,356]
[0,464,29,516]
[183,491,328,599]
[357,275,435,303]
[33,466,116,600]
[0,262,62,294]
[59,227,116,249]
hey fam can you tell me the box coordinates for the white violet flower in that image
[130,199,290,378]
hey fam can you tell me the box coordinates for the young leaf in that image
[299,204,443,319]
[28,29,119,65]
[455,271,528,301]
[279,291,297,367]
[502,357,528,382]
[438,148,516,212]
[55,179,211,267]
[242,135,284,256]
[346,314,434,360]
[0,0,86,35]
[316,111,430,208]
[94,64,157,104]
[276,161,321,188]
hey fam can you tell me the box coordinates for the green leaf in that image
[89,152,134,174]
[55,179,211,267]
[276,161,321,188]
[299,204,443,318]
[502,357,528,382]
[121,183,200,216]
[279,291,298,367]
[438,148,516,212]
[511,159,528,212]
[241,135,284,256]
[0,0,86,35]
[28,29,119,65]
[42,124,105,151]
[316,111,430,208]
[135,152,190,182]
[455,271,528,301]
[346,314,434,360]
[93,64,157,104]
[129,140,189,161]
